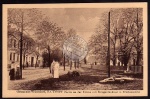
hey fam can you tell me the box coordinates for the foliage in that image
[42,48,63,67]
[89,8,143,69]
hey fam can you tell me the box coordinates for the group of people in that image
[9,61,20,80]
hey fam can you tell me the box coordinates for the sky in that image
[38,8,110,42]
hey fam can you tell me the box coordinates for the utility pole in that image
[20,32,23,79]
[108,11,110,77]
[20,11,24,79]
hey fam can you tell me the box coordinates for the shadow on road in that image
[33,68,108,90]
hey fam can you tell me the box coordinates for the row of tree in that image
[7,8,78,72]
[89,8,143,70]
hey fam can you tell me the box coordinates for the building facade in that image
[7,31,43,68]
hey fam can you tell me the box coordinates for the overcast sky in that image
[39,8,110,42]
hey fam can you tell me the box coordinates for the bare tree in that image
[7,8,43,78]
[66,28,77,38]
[89,8,143,70]
[133,8,143,66]
[88,30,108,65]
[35,19,65,73]
[65,28,77,70]
[100,9,124,66]
[116,8,143,69]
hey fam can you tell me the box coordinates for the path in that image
[8,66,83,90]
[8,65,143,90]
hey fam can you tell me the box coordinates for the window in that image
[10,53,12,60]
[10,39,13,48]
[13,53,15,61]
[14,39,16,48]
[26,57,28,62]
[17,54,19,61]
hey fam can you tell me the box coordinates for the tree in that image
[89,8,143,70]
[84,57,87,64]
[8,8,43,78]
[22,36,36,69]
[100,9,124,66]
[64,28,77,70]
[117,8,143,69]
[88,29,108,65]
[133,8,143,66]
[35,19,65,73]
[66,28,77,38]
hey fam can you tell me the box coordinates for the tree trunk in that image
[48,46,51,73]
[35,55,39,68]
[43,59,45,68]
[123,61,128,70]
[78,59,79,68]
[123,53,130,70]
[113,58,116,66]
[63,54,65,71]
[113,45,116,66]
[136,51,141,66]
[84,58,87,64]
[70,52,72,70]
[70,60,72,70]
[75,61,76,69]
[23,54,25,69]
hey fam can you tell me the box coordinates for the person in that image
[51,58,60,78]
[9,61,15,80]
[16,64,20,80]
[51,60,55,77]
[53,59,59,78]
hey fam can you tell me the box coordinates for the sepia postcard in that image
[2,3,148,97]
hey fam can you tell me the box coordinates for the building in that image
[7,30,43,68]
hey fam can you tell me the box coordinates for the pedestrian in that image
[9,61,15,80]
[51,60,55,77]
[16,64,20,80]
[53,57,60,78]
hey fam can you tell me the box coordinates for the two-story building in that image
[7,30,43,68]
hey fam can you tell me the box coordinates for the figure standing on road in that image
[16,63,20,79]
[53,59,59,78]
[51,60,55,77]
[51,58,60,78]
[9,61,15,80]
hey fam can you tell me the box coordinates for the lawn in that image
[32,67,143,90]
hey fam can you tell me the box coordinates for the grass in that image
[32,67,143,90]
